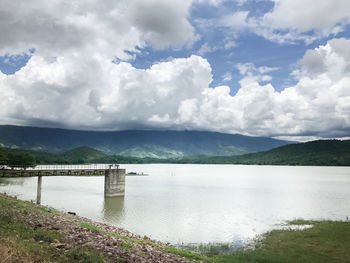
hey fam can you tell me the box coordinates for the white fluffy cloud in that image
[174,38,350,137]
[0,0,200,129]
[218,0,350,43]
[1,0,350,138]
[0,0,196,58]
[1,38,350,137]
[195,0,246,7]
[263,0,350,35]
[236,63,279,76]
[128,0,197,49]
[0,55,212,130]
[0,0,199,129]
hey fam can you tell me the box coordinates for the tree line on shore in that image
[0,148,36,168]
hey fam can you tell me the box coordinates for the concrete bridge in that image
[1,164,126,204]
[2,164,117,176]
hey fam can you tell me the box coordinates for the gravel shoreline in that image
[2,194,200,263]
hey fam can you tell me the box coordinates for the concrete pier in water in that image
[36,175,42,204]
[104,165,126,197]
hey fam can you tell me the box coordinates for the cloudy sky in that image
[1,0,350,140]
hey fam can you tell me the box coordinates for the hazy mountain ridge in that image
[0,125,289,158]
[201,140,350,166]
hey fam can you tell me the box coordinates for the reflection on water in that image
[103,196,125,222]
[0,164,350,245]
[0,177,26,186]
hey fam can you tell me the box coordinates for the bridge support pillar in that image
[104,166,125,197]
[36,175,42,204]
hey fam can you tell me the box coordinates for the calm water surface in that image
[1,164,349,245]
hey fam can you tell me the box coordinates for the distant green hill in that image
[1,140,349,166]
[61,146,107,163]
[202,140,350,166]
[0,125,289,158]
[0,146,142,166]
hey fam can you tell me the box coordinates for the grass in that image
[255,220,350,263]
[0,236,51,263]
[180,242,238,257]
[0,194,106,263]
[162,219,350,263]
[288,218,315,225]
[0,196,62,262]
[32,228,61,243]
[121,242,132,251]
[175,220,350,263]
[79,222,100,231]
[165,245,209,261]
[0,193,56,215]
[66,248,104,263]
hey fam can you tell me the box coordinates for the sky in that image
[0,0,350,140]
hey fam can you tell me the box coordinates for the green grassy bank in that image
[0,194,106,263]
[175,219,350,263]
[0,194,349,263]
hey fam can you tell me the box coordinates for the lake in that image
[1,164,349,246]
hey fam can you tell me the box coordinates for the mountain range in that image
[1,140,349,166]
[0,125,289,158]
